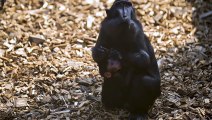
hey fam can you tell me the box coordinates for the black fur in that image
[92,0,161,119]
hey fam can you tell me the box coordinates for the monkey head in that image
[103,0,138,38]
[106,0,136,21]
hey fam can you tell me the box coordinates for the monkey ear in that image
[127,2,132,6]
[106,9,111,17]
[132,8,135,13]
[131,8,136,19]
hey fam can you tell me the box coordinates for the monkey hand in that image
[104,72,112,78]
[92,46,109,62]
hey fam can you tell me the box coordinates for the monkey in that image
[92,0,161,119]
[92,46,122,78]
[92,45,131,109]
[104,48,123,78]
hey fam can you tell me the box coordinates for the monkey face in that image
[107,59,122,72]
[106,0,135,21]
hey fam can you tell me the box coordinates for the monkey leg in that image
[128,75,161,118]
[101,78,126,109]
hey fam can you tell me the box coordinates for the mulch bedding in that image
[0,0,211,119]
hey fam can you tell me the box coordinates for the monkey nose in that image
[123,15,128,20]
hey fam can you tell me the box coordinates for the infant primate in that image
[104,48,122,78]
[92,46,122,78]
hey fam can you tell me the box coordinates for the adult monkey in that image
[92,0,161,119]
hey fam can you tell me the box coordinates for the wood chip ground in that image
[0,0,211,119]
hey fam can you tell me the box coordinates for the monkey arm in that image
[92,45,109,77]
[98,62,108,77]
[126,30,153,70]
[92,46,108,63]
[126,50,151,69]
[92,30,110,63]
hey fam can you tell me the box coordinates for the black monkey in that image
[96,47,128,108]
[92,0,161,119]
[92,46,123,78]
[103,48,123,78]
[0,0,6,10]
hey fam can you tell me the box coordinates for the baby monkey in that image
[104,48,122,78]
[92,46,122,78]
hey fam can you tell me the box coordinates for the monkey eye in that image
[106,9,119,18]
[115,11,121,17]
[109,10,120,18]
